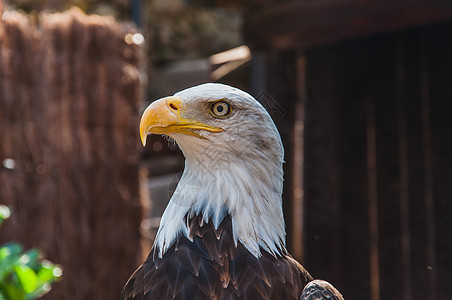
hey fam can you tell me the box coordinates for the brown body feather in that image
[121,215,313,300]
[300,280,344,300]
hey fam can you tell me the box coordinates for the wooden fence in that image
[0,9,142,299]
[253,23,452,300]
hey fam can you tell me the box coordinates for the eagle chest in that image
[121,215,311,300]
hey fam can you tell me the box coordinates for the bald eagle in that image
[121,84,343,300]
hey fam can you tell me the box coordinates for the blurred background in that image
[0,0,451,299]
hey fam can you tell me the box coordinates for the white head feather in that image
[153,83,286,258]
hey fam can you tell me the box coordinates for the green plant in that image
[0,205,62,300]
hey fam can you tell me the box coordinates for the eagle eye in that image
[210,101,231,118]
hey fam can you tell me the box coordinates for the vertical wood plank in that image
[336,41,373,299]
[304,45,343,289]
[401,30,430,300]
[371,35,405,300]
[422,23,452,300]
[420,30,437,300]
[396,37,413,300]
[292,53,306,261]
[260,51,298,254]
[366,96,380,300]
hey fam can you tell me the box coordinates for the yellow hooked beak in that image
[139,96,223,146]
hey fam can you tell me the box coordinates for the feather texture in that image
[121,215,312,300]
[300,280,344,300]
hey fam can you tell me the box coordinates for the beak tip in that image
[140,134,147,147]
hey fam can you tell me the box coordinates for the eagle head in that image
[140,83,286,258]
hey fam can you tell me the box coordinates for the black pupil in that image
[216,105,224,112]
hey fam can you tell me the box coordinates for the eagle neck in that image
[154,150,286,259]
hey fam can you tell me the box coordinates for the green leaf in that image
[0,282,26,300]
[14,265,38,294]
[0,244,23,280]
[36,265,54,284]
[27,283,51,299]
[24,249,40,268]
[41,260,62,279]
[0,289,6,300]
[0,208,62,299]
[0,243,22,259]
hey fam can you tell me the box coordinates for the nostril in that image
[169,103,178,110]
